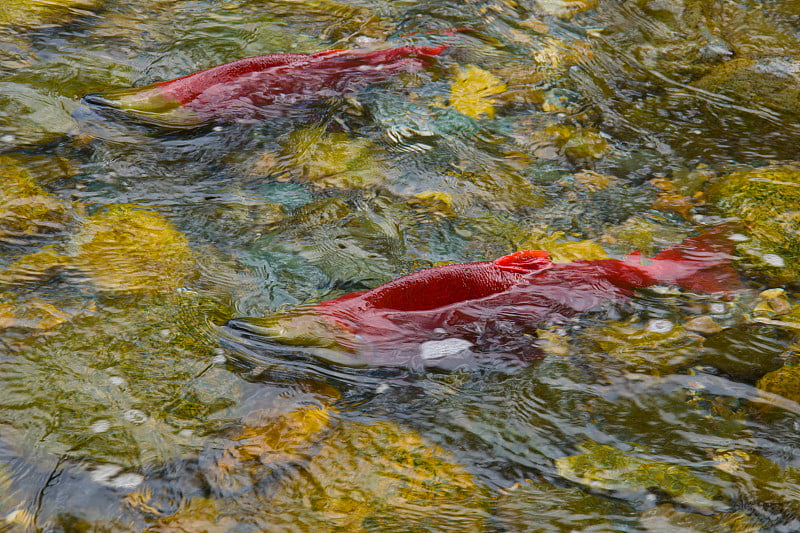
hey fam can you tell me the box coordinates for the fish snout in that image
[224,311,359,351]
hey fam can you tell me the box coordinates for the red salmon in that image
[225,228,741,370]
[83,45,447,126]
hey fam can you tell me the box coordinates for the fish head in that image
[225,309,360,351]
[81,85,204,128]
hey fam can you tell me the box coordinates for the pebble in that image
[683,316,723,335]
[762,253,785,267]
[90,420,111,433]
[646,319,674,334]
[123,409,147,424]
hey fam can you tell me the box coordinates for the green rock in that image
[494,479,636,532]
[706,164,800,281]
[147,420,492,532]
[639,504,761,533]
[239,0,393,43]
[713,449,800,515]
[586,318,704,375]
[556,441,725,510]
[72,204,195,293]
[0,157,76,245]
[693,58,800,117]
[701,324,790,381]
[0,292,237,469]
[543,124,610,161]
[756,361,800,406]
[280,126,389,189]
[519,230,609,263]
[602,216,691,257]
[0,0,104,27]
[455,170,547,211]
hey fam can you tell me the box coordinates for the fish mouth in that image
[220,320,403,387]
[82,93,117,108]
[80,90,206,129]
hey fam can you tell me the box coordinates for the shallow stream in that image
[3,0,800,531]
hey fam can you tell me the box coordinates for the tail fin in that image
[626,227,742,293]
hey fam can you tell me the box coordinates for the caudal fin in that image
[630,227,742,293]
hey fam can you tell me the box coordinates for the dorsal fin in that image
[494,250,552,274]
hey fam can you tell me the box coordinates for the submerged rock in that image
[0,292,237,470]
[706,164,800,281]
[639,504,761,533]
[0,0,105,27]
[258,419,493,531]
[693,58,800,117]
[586,318,705,375]
[147,419,492,531]
[448,65,507,120]
[279,126,388,189]
[72,204,195,293]
[713,449,800,516]
[494,478,636,532]
[0,157,76,246]
[556,441,726,510]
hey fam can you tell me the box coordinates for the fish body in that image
[82,45,447,126]
[226,229,740,370]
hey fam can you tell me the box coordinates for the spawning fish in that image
[224,228,741,371]
[82,45,447,127]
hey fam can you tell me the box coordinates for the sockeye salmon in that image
[82,45,447,127]
[224,228,741,371]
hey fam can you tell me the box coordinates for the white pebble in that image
[708,303,726,314]
[90,420,111,433]
[728,233,749,242]
[109,376,126,387]
[0,135,15,143]
[375,382,390,394]
[762,253,785,267]
[123,409,147,424]
[646,319,674,333]
[211,354,226,365]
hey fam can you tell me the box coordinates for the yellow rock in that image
[449,65,507,119]
[0,158,75,244]
[557,441,724,510]
[409,190,457,218]
[281,126,386,189]
[519,230,609,263]
[72,204,194,292]
[683,315,723,335]
[267,419,492,530]
[0,246,68,288]
[0,0,105,26]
